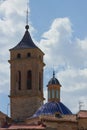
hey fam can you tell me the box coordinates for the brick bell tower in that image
[8,24,45,121]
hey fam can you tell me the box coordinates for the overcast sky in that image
[0,0,87,115]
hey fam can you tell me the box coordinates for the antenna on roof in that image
[25,0,29,30]
[79,101,84,111]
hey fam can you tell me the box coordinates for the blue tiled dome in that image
[33,101,72,117]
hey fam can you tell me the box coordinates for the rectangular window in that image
[56,90,59,98]
[39,72,41,91]
[18,71,21,90]
[27,70,32,90]
[17,53,21,59]
[48,90,51,99]
[27,53,31,58]
[52,89,55,98]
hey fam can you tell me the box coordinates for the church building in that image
[0,9,87,130]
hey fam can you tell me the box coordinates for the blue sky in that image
[0,0,87,116]
[30,0,87,39]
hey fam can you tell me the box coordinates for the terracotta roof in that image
[77,110,87,119]
[39,115,77,123]
[7,124,45,130]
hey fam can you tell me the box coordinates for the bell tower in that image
[9,25,45,121]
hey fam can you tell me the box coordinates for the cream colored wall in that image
[48,84,61,102]
[45,121,77,130]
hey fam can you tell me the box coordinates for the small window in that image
[48,90,51,99]
[27,53,31,58]
[27,70,32,90]
[52,89,55,98]
[39,72,41,91]
[56,90,59,98]
[17,53,21,59]
[18,71,21,90]
[55,112,62,118]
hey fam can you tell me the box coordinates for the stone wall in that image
[11,96,42,121]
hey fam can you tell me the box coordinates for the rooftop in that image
[39,114,77,123]
[33,101,72,118]
[10,25,38,50]
[7,124,45,130]
[77,110,87,119]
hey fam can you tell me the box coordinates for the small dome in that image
[33,101,72,118]
[48,77,60,85]
[48,71,61,86]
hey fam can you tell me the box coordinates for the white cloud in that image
[58,68,87,92]
[39,18,87,69]
[39,17,87,112]
[39,18,72,67]
[77,38,87,50]
[57,68,87,113]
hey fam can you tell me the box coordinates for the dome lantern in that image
[47,71,61,102]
